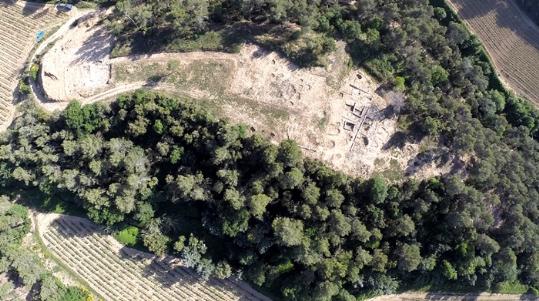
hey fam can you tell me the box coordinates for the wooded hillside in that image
[1,0,538,300]
[0,92,536,300]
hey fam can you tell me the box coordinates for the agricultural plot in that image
[448,0,539,105]
[0,1,68,128]
[36,213,271,301]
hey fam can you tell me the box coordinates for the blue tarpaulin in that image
[56,4,73,12]
[36,31,45,43]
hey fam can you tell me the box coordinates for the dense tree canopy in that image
[0,92,537,300]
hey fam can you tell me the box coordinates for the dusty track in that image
[367,292,535,301]
[447,0,539,105]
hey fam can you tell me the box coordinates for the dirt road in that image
[367,292,536,301]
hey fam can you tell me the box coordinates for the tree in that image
[224,188,244,210]
[8,249,45,286]
[368,176,387,204]
[492,248,518,282]
[0,282,14,300]
[366,274,399,295]
[62,101,105,135]
[135,202,154,226]
[114,0,209,38]
[4,88,539,299]
[398,244,421,272]
[302,181,320,205]
[279,168,304,190]
[277,140,303,168]
[39,274,64,301]
[248,193,272,219]
[370,249,388,272]
[325,189,345,208]
[214,261,232,279]
[434,7,447,21]
[272,217,304,247]
[351,219,370,242]
[142,220,170,256]
[114,226,139,247]
[442,260,458,280]
[328,210,351,237]
[390,214,415,237]
[170,173,209,202]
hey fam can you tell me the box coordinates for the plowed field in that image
[448,0,539,105]
[0,1,67,128]
[37,213,271,301]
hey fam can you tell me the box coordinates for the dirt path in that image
[366,292,535,301]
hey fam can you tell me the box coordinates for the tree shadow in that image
[117,247,256,300]
[42,216,263,300]
[48,214,102,239]
[404,149,448,177]
[382,130,423,151]
[133,253,201,289]
[424,292,479,300]
[0,0,17,8]
[72,27,114,64]
[21,1,46,17]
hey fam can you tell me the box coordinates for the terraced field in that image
[448,0,539,105]
[37,213,271,301]
[0,1,68,127]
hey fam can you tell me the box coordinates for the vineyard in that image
[36,213,271,301]
[448,0,539,105]
[0,1,67,128]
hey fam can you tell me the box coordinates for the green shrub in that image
[59,286,89,301]
[494,280,529,294]
[114,226,140,247]
[29,64,40,81]
[18,80,31,95]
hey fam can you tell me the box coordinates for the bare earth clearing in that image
[39,11,458,180]
[448,0,539,105]
[36,212,270,301]
[0,1,69,130]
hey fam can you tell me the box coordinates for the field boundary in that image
[29,210,105,300]
[443,0,511,95]
[445,0,539,106]
[35,212,272,301]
